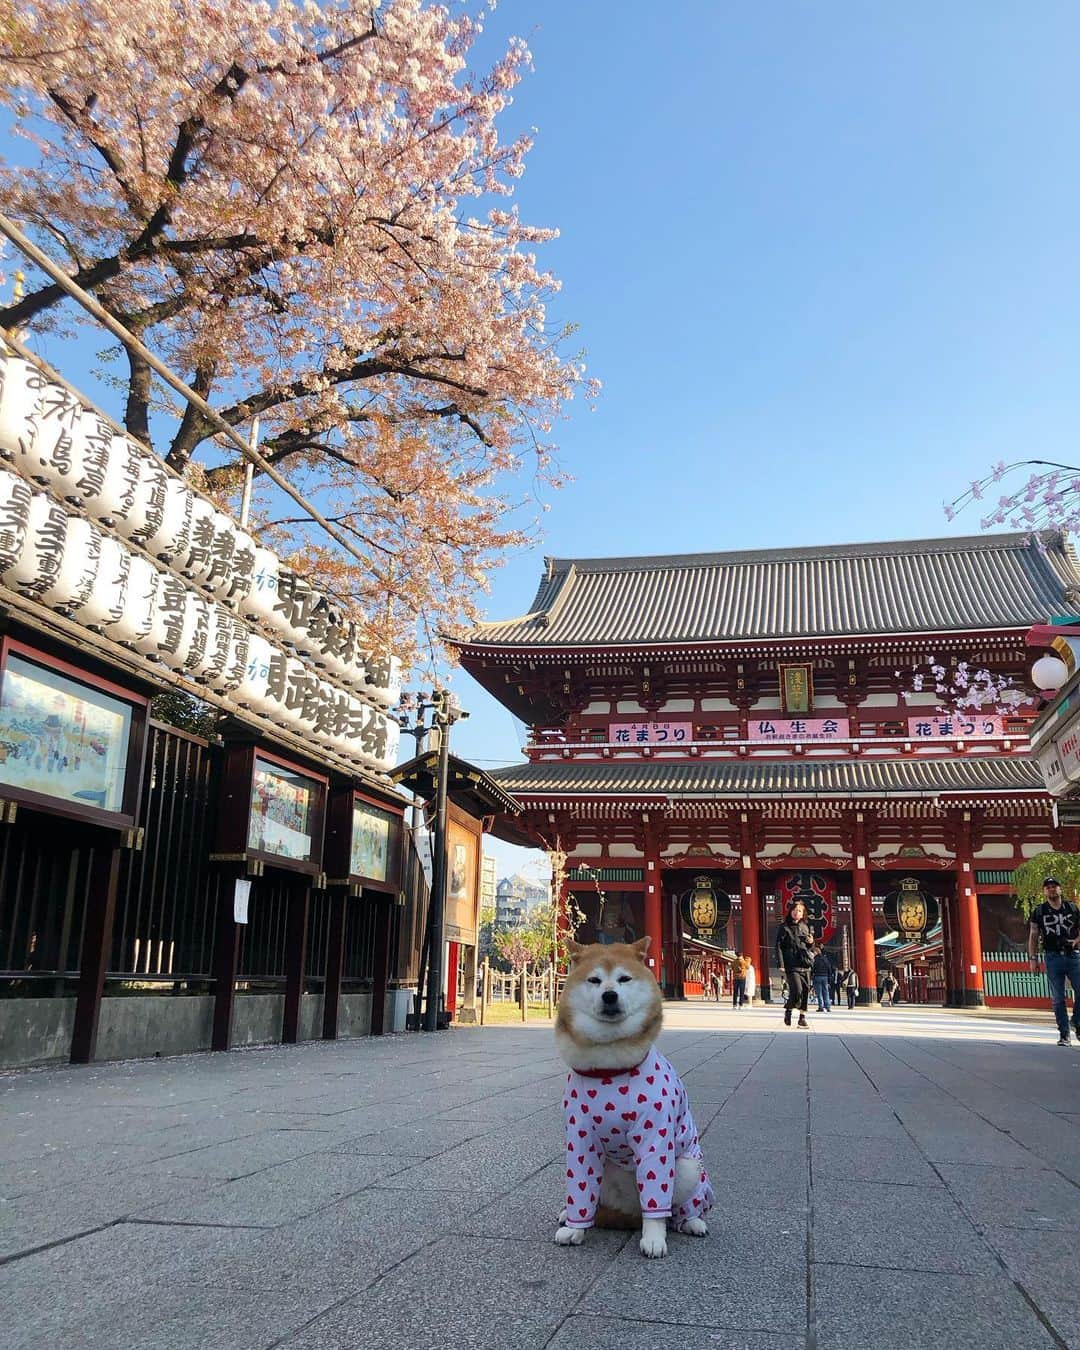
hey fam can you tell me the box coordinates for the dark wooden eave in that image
[390,751,524,821]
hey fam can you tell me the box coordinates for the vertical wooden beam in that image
[282,880,311,1043]
[643,827,664,988]
[212,872,241,1052]
[739,812,762,996]
[370,894,392,1036]
[955,812,985,1007]
[322,889,346,1040]
[851,812,878,1005]
[70,834,121,1065]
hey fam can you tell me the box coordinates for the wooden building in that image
[453,533,1080,1006]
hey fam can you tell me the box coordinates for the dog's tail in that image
[593,1203,640,1232]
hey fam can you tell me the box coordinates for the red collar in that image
[575,1057,648,1079]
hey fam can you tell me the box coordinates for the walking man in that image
[812,948,833,1012]
[731,955,747,1009]
[1028,876,1080,1046]
[880,971,898,1006]
[845,967,859,1010]
[776,900,816,1029]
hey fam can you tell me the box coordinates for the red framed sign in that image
[0,634,149,829]
[216,741,328,875]
[324,784,404,893]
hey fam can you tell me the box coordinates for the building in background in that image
[480,852,497,916]
[495,873,550,928]
[453,533,1077,1009]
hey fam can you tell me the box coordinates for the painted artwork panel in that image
[248,757,318,861]
[444,816,479,944]
[351,800,393,881]
[0,654,131,812]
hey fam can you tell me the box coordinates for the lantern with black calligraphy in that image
[143,475,194,564]
[108,552,160,651]
[117,448,169,546]
[27,380,80,492]
[0,468,33,572]
[777,872,837,944]
[2,492,68,598]
[73,533,130,632]
[241,547,280,626]
[233,632,273,711]
[679,874,732,944]
[0,352,46,463]
[883,877,939,941]
[39,513,102,612]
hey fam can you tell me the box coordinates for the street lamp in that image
[397,687,469,1032]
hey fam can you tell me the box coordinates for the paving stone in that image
[141,1127,338,1179]
[812,1178,998,1274]
[579,1213,805,1334]
[937,1162,1078,1231]
[811,1133,942,1187]
[544,1315,792,1349]
[982,1226,1080,1347]
[325,1118,486,1158]
[814,1264,1058,1350]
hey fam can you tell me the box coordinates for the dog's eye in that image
[587,976,602,985]
[617,975,631,984]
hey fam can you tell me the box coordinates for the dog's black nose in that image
[601,989,618,1006]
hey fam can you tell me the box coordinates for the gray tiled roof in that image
[463,532,1080,647]
[491,756,1043,797]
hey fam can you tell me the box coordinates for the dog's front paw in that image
[557,1206,568,1226]
[678,1216,709,1237]
[554,1225,585,1247]
[639,1217,668,1258]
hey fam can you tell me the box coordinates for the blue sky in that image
[450,0,1080,876]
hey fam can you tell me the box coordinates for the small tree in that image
[493,926,534,977]
[1011,853,1080,918]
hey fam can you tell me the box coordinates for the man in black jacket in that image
[776,900,816,1029]
[812,948,833,1012]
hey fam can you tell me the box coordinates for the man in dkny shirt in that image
[1028,876,1080,1047]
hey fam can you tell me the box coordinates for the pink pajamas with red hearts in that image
[562,1048,713,1229]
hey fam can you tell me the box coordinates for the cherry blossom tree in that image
[945,460,1080,535]
[903,658,1027,717]
[0,0,595,665]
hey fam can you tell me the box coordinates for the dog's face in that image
[555,937,662,1060]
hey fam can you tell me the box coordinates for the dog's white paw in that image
[554,1225,585,1247]
[678,1216,709,1237]
[639,1218,668,1259]
[557,1207,568,1226]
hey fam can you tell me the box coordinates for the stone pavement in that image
[3,1003,1080,1350]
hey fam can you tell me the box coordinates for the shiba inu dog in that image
[553,936,714,1259]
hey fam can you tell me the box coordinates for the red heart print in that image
[604,1102,615,1111]
[568,1115,576,1125]
[692,1197,700,1207]
[566,1169,573,1178]
[637,1093,647,1104]
[659,1155,667,1164]
[646,1075,655,1084]
[579,1130,587,1138]
[592,1115,603,1125]
[660,1183,668,1193]
[646,1169,656,1180]
[587,1166,594,1176]
[619,1085,630,1096]
[579,1208,588,1217]
[578,1181,587,1191]
[570,1089,578,1099]
[647,1198,657,1209]
[658,1128,668,1138]
[586,1089,597,1099]
[633,1135,643,1144]
[601,1077,612,1086]
[653,1102,662,1112]
[644,1120,654,1130]
[637,1181,644,1191]
[578,1155,585,1163]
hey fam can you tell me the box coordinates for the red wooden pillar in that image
[955,812,985,1007]
[739,813,762,993]
[644,836,664,986]
[282,880,310,1043]
[70,834,122,1064]
[446,940,459,1018]
[851,812,877,1006]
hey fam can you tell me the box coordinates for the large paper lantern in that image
[80,431,143,531]
[118,448,170,545]
[2,492,68,597]
[143,475,194,563]
[233,632,274,711]
[0,353,46,463]
[241,547,280,625]
[211,518,258,608]
[0,468,33,572]
[39,513,102,611]
[108,552,161,650]
[72,533,130,631]
[28,380,81,489]
[180,493,218,581]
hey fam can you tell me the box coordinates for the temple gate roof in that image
[460,532,1080,649]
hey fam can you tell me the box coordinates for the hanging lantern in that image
[39,513,102,611]
[679,874,732,943]
[108,552,160,650]
[232,631,273,711]
[0,468,33,572]
[180,493,218,581]
[212,518,257,609]
[72,534,130,631]
[117,447,170,545]
[0,352,46,463]
[2,491,68,597]
[143,475,194,563]
[1031,654,1070,693]
[777,872,837,944]
[883,877,939,941]
[27,380,81,490]
[240,546,280,624]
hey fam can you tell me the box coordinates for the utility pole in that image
[424,689,457,1031]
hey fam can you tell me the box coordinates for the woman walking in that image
[845,967,859,1010]
[775,900,817,1028]
[731,954,748,1009]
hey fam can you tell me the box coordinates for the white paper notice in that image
[234,878,251,925]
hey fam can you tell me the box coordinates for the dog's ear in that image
[564,939,584,964]
[632,936,651,959]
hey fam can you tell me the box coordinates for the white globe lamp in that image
[1031,654,1070,693]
